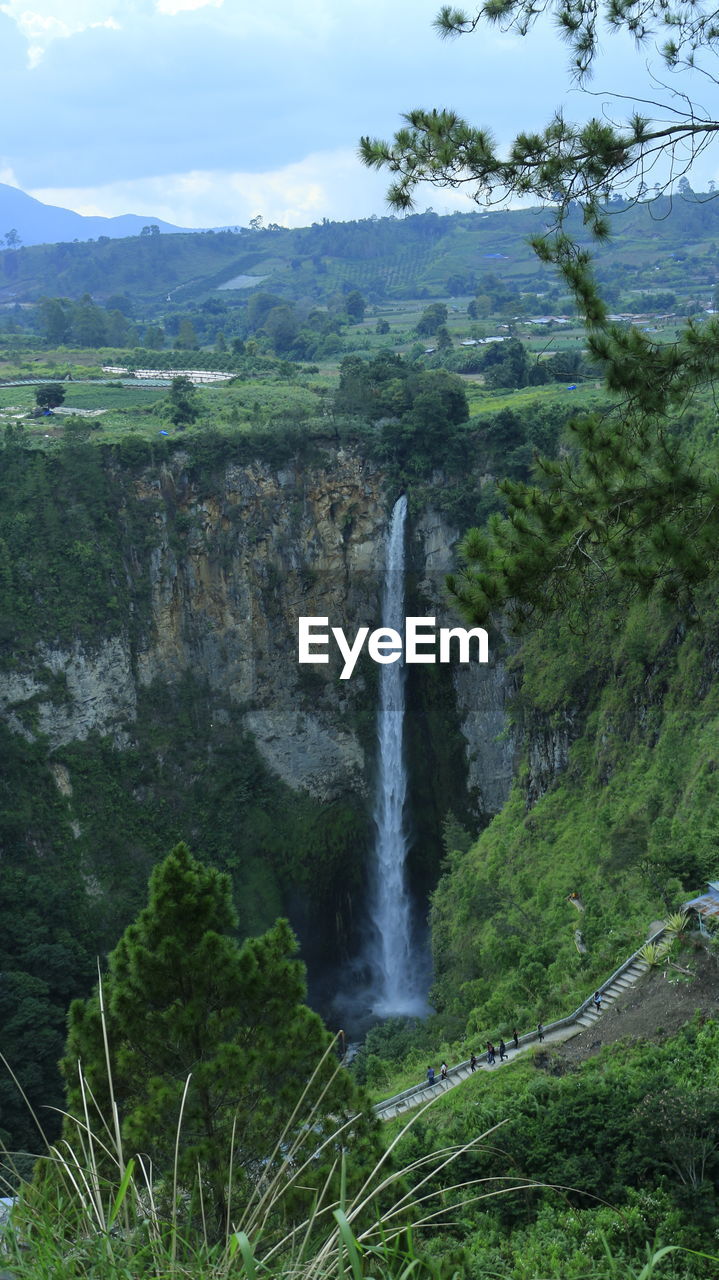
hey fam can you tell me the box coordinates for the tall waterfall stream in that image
[368,495,428,1016]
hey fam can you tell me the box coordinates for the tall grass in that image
[1,1020,715,1278]
[0,1026,533,1280]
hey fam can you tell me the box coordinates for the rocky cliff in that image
[1,442,516,824]
[0,437,520,997]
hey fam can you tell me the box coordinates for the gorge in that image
[0,429,517,1139]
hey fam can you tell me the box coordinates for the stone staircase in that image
[373,938,659,1123]
[574,958,648,1029]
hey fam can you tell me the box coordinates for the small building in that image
[682,882,719,935]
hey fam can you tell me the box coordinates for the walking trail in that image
[373,940,659,1122]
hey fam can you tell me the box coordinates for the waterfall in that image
[369,495,427,1016]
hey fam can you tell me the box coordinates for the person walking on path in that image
[512,1029,519,1050]
[499,1039,508,1061]
[537,1023,545,1043]
[486,1042,496,1065]
[470,1052,478,1072]
[593,990,602,1012]
[427,1066,435,1086]
[440,1061,448,1082]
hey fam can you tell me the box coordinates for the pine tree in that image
[361,2,719,625]
[360,3,719,225]
[61,844,377,1234]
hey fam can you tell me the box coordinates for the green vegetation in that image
[382,1018,719,1278]
[33,381,65,410]
[428,582,719,1034]
[0,373,329,446]
[0,721,95,1178]
[3,1030,513,1280]
[167,374,199,427]
[360,7,719,637]
[0,432,379,1162]
[3,196,719,318]
[0,667,372,1163]
[334,351,469,474]
[0,424,152,650]
[4,9,719,1268]
[60,844,378,1236]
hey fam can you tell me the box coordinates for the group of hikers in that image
[425,991,605,1089]
[427,1028,521,1085]
[479,1028,519,1067]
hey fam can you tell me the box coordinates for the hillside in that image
[429,583,719,1037]
[556,946,719,1066]
[2,191,719,1278]
[1,193,718,312]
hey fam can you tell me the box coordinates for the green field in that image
[0,372,332,446]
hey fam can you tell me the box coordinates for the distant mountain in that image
[0,183,189,247]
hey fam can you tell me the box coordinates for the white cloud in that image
[29,148,409,228]
[0,163,21,188]
[0,3,121,62]
[155,0,222,14]
[8,0,712,214]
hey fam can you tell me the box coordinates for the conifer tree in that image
[361,1,719,626]
[61,844,377,1234]
[361,2,719,226]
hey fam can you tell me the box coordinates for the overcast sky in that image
[0,0,715,228]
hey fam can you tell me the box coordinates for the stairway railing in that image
[373,926,665,1118]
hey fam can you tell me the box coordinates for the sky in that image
[0,0,715,229]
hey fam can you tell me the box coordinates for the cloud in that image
[0,163,21,188]
[1,0,546,191]
[5,0,715,225]
[0,2,121,63]
[155,0,222,14]
[29,148,406,228]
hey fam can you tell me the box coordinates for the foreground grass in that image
[0,1034,515,1280]
[2,1017,716,1278]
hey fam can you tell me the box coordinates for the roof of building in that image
[683,884,719,919]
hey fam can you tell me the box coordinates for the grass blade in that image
[335,1208,364,1280]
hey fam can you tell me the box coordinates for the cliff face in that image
[0,437,525,1005]
[133,448,389,804]
[1,444,516,822]
[413,509,517,819]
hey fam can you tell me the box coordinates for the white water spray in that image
[369,495,427,1015]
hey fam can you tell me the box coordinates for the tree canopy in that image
[34,383,65,411]
[168,374,199,427]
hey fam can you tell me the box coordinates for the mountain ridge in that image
[0,182,188,246]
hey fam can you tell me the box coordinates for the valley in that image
[1,197,719,1279]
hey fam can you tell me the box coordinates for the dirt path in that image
[553,944,719,1068]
